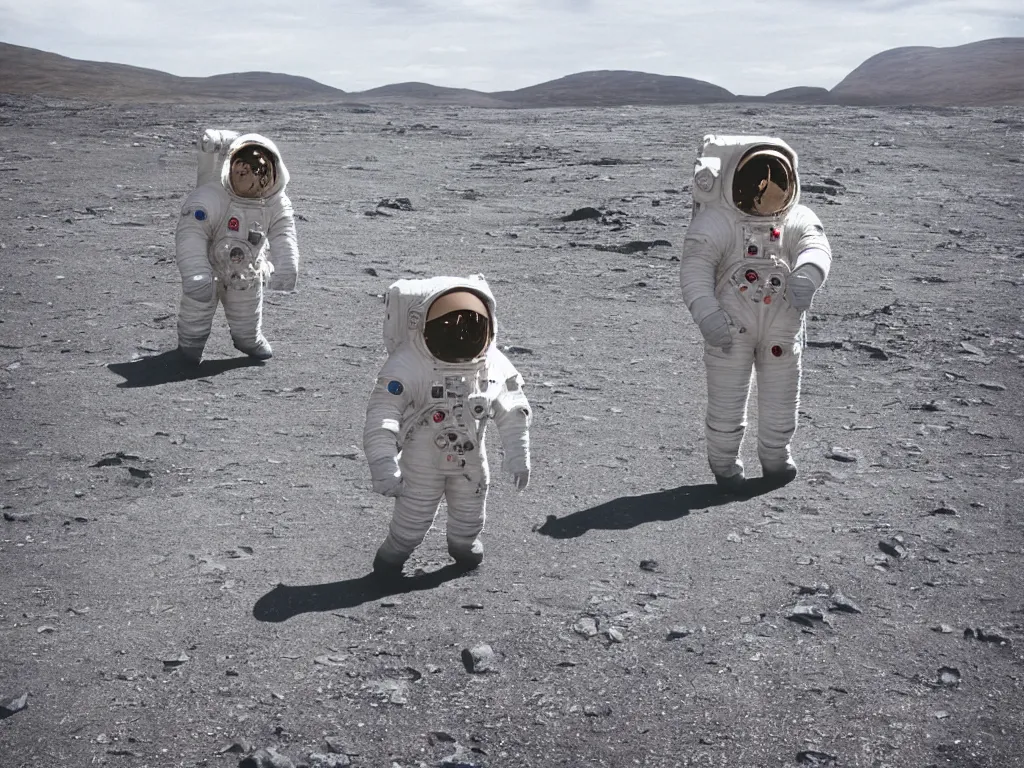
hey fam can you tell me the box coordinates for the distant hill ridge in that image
[1,37,1021,106]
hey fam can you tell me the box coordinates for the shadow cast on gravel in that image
[252,563,474,622]
[107,350,263,388]
[536,478,781,539]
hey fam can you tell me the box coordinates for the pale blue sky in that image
[1,0,1020,94]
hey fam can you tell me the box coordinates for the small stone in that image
[929,506,958,516]
[932,624,955,634]
[786,604,828,627]
[827,446,858,462]
[308,754,351,768]
[3,510,34,522]
[796,749,838,766]
[667,625,694,640]
[573,617,599,638]
[639,559,659,572]
[979,382,1006,391]
[461,643,495,673]
[239,747,296,768]
[937,666,961,687]
[828,592,862,614]
[218,740,252,755]
[933,710,950,720]
[0,692,28,719]
[879,537,908,559]
[162,653,190,668]
[606,627,625,643]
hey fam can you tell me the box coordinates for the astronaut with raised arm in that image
[174,129,300,364]
[362,274,532,578]
[680,135,832,492]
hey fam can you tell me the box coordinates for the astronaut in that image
[174,129,300,364]
[362,275,532,578]
[680,135,832,492]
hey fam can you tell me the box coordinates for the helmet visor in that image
[229,145,276,198]
[732,148,795,216]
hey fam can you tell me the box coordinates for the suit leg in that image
[703,340,755,482]
[222,283,272,359]
[443,462,490,567]
[176,289,219,362]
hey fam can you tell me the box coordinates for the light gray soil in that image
[1,98,1023,767]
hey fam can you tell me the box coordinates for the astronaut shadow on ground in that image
[535,479,780,539]
[252,563,475,622]
[106,349,264,388]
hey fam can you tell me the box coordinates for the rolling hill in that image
[1,38,1022,106]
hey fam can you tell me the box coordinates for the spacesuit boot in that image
[232,335,273,360]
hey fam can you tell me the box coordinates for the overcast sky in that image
[1,0,1021,95]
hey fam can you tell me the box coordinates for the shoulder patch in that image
[194,208,208,221]
[386,380,404,396]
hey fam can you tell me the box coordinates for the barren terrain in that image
[1,98,1023,768]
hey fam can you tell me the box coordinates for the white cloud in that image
[0,0,1021,93]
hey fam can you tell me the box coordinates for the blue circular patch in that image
[386,380,404,396]
[194,209,207,221]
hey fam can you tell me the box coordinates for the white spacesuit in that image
[680,135,832,491]
[174,129,300,363]
[362,275,532,577]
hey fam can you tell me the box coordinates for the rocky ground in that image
[1,97,1023,768]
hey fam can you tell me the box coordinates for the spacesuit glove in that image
[697,309,733,349]
[788,270,818,311]
[183,273,215,303]
[369,458,404,497]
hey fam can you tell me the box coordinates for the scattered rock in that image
[0,692,28,719]
[239,747,296,768]
[3,510,34,522]
[828,592,862,614]
[573,617,599,638]
[162,652,190,668]
[796,749,838,765]
[928,506,958,516]
[879,536,909,559]
[827,446,859,462]
[937,666,961,687]
[593,239,672,254]
[218,740,253,755]
[667,626,695,640]
[308,753,351,767]
[979,382,1006,391]
[786,604,829,628]
[639,559,659,572]
[960,341,986,356]
[91,450,140,467]
[461,643,496,673]
[964,627,1012,646]
[605,627,625,643]
[499,344,534,355]
[561,206,602,222]
[364,267,378,277]
[376,197,413,211]
[932,624,955,634]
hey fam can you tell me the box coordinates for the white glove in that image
[369,458,404,497]
[788,272,818,311]
[697,309,733,349]
[183,273,215,303]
